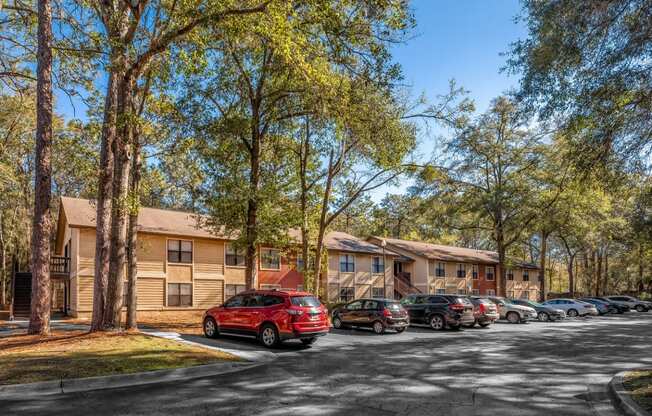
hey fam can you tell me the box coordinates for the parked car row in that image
[202,290,652,348]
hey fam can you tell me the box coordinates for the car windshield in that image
[385,302,402,310]
[529,301,543,307]
[290,296,321,307]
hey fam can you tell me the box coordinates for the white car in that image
[604,296,651,313]
[488,297,537,323]
[541,298,598,317]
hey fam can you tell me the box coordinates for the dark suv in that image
[400,294,475,330]
[203,290,329,348]
[332,298,409,334]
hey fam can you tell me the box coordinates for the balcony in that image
[50,256,70,278]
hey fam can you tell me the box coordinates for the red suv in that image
[202,290,330,348]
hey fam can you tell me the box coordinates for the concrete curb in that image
[609,371,652,416]
[0,361,264,399]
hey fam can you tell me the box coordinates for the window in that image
[472,265,479,280]
[507,290,515,298]
[372,287,385,298]
[458,288,467,294]
[520,291,529,299]
[435,262,446,277]
[339,286,354,302]
[296,284,304,292]
[486,289,496,296]
[290,296,321,307]
[225,284,246,298]
[225,243,245,267]
[456,263,466,278]
[339,254,355,273]
[260,248,281,270]
[263,295,285,306]
[168,283,192,307]
[435,288,446,294]
[507,269,514,280]
[472,289,480,295]
[523,270,530,281]
[243,295,264,307]
[363,300,379,310]
[346,300,362,310]
[372,256,385,274]
[224,295,244,308]
[296,255,304,271]
[486,266,495,280]
[168,240,192,263]
[427,296,447,304]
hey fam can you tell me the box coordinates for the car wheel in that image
[429,314,445,330]
[332,315,344,329]
[395,327,406,333]
[372,321,385,334]
[635,305,646,312]
[506,311,520,324]
[567,309,578,317]
[479,322,491,328]
[537,312,549,322]
[203,317,219,339]
[259,323,280,348]
[301,337,317,346]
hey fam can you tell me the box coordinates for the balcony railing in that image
[394,273,421,297]
[50,256,70,275]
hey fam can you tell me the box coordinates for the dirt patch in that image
[137,310,204,335]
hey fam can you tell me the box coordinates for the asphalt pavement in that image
[2,313,651,416]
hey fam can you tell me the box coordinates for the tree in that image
[508,0,652,167]
[421,97,545,297]
[28,0,53,335]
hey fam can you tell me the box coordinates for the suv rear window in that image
[385,302,402,310]
[290,296,321,307]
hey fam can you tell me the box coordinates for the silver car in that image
[541,298,598,317]
[604,296,651,313]
[488,297,537,323]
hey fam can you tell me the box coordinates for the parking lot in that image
[2,312,651,416]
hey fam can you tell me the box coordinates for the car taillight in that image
[383,308,392,317]
[286,309,304,316]
[479,303,486,313]
[450,303,464,311]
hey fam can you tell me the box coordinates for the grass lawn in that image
[0,330,239,385]
[624,370,652,412]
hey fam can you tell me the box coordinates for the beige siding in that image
[70,276,78,312]
[355,284,371,298]
[137,233,166,277]
[78,228,95,276]
[168,264,192,282]
[194,240,224,278]
[224,267,246,284]
[194,279,224,308]
[137,278,165,309]
[324,250,395,301]
[78,276,94,312]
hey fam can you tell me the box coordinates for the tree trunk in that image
[496,226,506,297]
[1,212,6,306]
[126,137,141,330]
[29,0,53,336]
[103,75,134,329]
[539,232,547,301]
[595,249,603,297]
[567,255,575,297]
[638,243,644,297]
[603,249,609,295]
[90,69,118,332]
[298,121,311,291]
[244,129,260,290]
[313,151,336,298]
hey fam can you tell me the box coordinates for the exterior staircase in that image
[393,273,422,299]
[12,272,32,318]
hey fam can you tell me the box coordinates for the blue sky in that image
[54,1,527,201]
[372,0,526,200]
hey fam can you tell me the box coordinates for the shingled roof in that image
[323,231,399,256]
[373,236,539,269]
[60,197,301,242]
